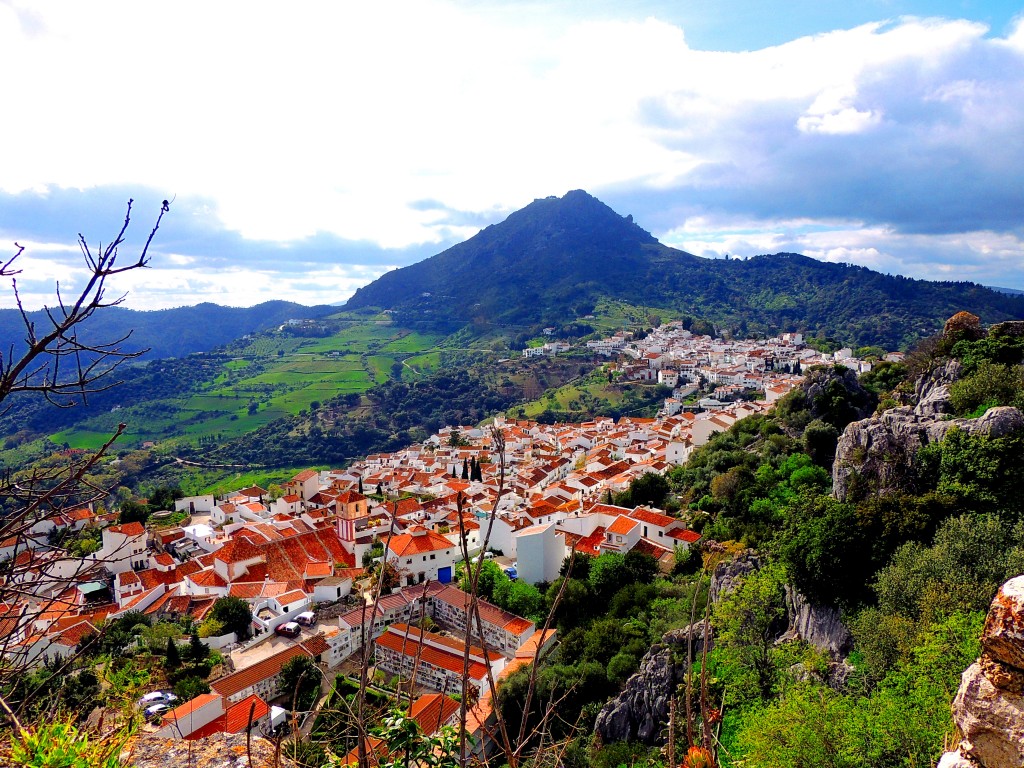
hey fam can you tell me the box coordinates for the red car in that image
[275,621,301,638]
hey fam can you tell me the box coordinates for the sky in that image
[1,0,1023,311]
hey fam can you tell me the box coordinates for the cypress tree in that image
[461,458,469,480]
[188,632,209,664]
[165,636,181,670]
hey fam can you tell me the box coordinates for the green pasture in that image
[403,351,440,374]
[50,429,123,451]
[367,355,396,383]
[379,331,440,354]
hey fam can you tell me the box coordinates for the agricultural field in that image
[44,316,454,455]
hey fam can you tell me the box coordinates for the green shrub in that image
[11,718,127,768]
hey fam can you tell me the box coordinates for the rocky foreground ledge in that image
[123,731,296,768]
[939,575,1024,768]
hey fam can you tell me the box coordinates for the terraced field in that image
[46,315,446,453]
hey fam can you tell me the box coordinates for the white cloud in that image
[1,2,1023,307]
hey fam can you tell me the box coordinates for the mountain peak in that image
[344,190,667,320]
[498,189,654,243]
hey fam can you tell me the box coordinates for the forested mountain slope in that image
[346,190,1024,349]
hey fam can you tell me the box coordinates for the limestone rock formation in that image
[938,575,1024,768]
[598,552,859,746]
[989,320,1024,339]
[594,624,711,745]
[709,551,762,605]
[779,585,853,659]
[833,356,1024,504]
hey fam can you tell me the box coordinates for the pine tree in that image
[165,636,181,670]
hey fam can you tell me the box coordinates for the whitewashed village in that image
[0,325,883,757]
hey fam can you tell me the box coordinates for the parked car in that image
[137,691,177,709]
[275,621,301,638]
[295,611,316,628]
[504,566,518,581]
[144,703,172,721]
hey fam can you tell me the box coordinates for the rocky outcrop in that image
[125,732,296,768]
[989,320,1024,339]
[938,575,1024,768]
[779,585,853,659]
[833,376,1024,503]
[594,624,711,745]
[913,359,963,417]
[803,365,876,423]
[709,551,761,605]
[789,658,855,690]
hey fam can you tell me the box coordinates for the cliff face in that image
[595,553,854,745]
[832,360,1024,502]
[938,576,1024,768]
[593,623,712,744]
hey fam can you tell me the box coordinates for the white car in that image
[144,703,172,720]
[137,691,177,709]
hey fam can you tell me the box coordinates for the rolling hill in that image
[0,300,335,361]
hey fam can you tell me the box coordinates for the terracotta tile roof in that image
[607,516,639,536]
[53,620,98,647]
[292,469,318,482]
[215,538,265,565]
[633,538,673,560]
[160,595,193,616]
[228,583,263,600]
[433,585,534,636]
[153,552,175,567]
[224,694,270,733]
[628,507,676,527]
[211,635,328,698]
[138,568,183,591]
[387,527,454,557]
[160,693,220,728]
[304,561,333,578]
[409,693,460,735]
[374,625,489,680]
[237,486,268,498]
[336,490,366,504]
[572,526,606,556]
[188,598,216,622]
[108,522,146,536]
[669,529,702,544]
[189,569,227,588]
[277,589,307,606]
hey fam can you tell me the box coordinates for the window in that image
[430,554,435,560]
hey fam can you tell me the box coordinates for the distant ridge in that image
[0,300,334,360]
[345,190,1024,349]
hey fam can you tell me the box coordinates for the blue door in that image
[438,566,452,583]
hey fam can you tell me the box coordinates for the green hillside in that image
[346,190,1024,349]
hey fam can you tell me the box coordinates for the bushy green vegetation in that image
[638,327,1024,768]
